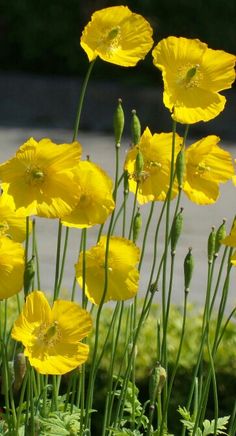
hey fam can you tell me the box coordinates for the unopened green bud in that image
[176,148,185,188]
[114,98,124,145]
[24,256,35,296]
[131,109,141,145]
[123,170,129,196]
[13,353,26,392]
[171,208,184,253]
[149,362,167,404]
[135,149,144,182]
[208,226,216,263]
[184,248,194,292]
[215,219,226,255]
[133,209,142,243]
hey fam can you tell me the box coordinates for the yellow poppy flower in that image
[152,36,236,124]
[11,291,92,375]
[81,6,153,67]
[61,161,115,228]
[183,136,234,204]
[124,127,182,204]
[0,236,24,299]
[221,220,236,247]
[75,236,140,305]
[0,185,31,242]
[0,138,82,218]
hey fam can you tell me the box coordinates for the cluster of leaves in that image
[178,406,230,435]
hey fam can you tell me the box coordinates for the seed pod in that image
[176,148,185,188]
[123,170,129,196]
[24,256,35,296]
[135,149,144,182]
[215,219,226,255]
[133,209,142,243]
[131,109,141,145]
[114,98,124,145]
[13,353,26,392]
[208,226,216,262]
[171,208,184,252]
[184,248,194,291]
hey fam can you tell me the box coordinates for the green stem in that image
[53,219,63,300]
[56,226,70,295]
[84,143,120,429]
[72,60,96,141]
[159,289,188,435]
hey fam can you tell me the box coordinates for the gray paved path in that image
[0,127,236,310]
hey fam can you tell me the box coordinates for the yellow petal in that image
[0,236,24,300]
[52,300,92,342]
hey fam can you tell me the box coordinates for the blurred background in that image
[0,0,235,138]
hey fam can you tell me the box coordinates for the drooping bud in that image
[131,109,141,145]
[135,149,144,182]
[171,208,184,253]
[24,256,35,297]
[184,248,194,292]
[114,98,124,145]
[133,208,142,243]
[215,219,226,255]
[208,226,216,263]
[149,362,167,404]
[176,148,185,189]
[123,170,129,196]
[13,353,26,392]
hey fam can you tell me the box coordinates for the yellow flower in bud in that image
[124,127,182,204]
[0,236,24,299]
[81,6,153,67]
[0,185,31,241]
[0,138,82,218]
[183,136,234,204]
[75,236,140,305]
[152,36,236,124]
[62,161,115,228]
[11,291,92,375]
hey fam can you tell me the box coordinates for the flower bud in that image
[176,148,185,188]
[133,209,142,243]
[13,353,26,392]
[171,208,184,253]
[208,226,216,263]
[184,248,194,292]
[114,98,124,145]
[131,109,141,145]
[135,149,144,182]
[24,256,35,296]
[149,362,167,403]
[215,219,226,255]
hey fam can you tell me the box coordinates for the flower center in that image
[194,162,211,176]
[0,220,9,236]
[131,159,162,183]
[35,321,60,349]
[99,26,121,56]
[25,166,46,186]
[177,64,202,89]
